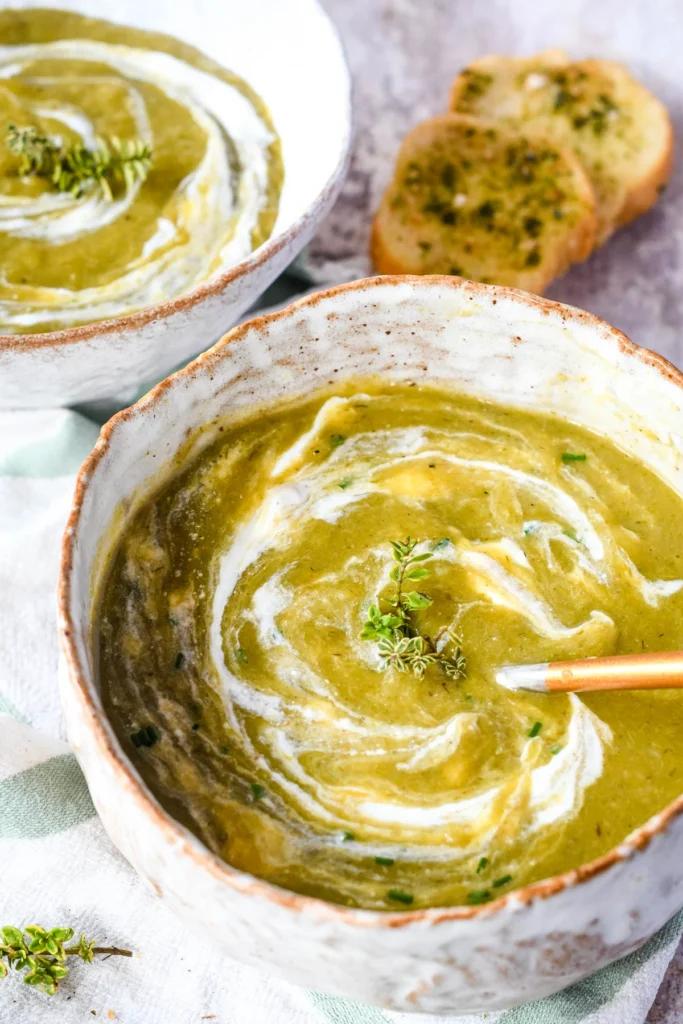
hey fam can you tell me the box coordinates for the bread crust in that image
[371,113,596,295]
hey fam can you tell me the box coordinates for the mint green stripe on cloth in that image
[0,409,99,477]
[0,752,95,838]
[0,689,29,725]
[310,992,387,1023]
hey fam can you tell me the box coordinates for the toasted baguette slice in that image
[371,114,595,294]
[449,52,672,244]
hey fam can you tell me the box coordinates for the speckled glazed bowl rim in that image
[58,275,683,928]
[0,0,352,354]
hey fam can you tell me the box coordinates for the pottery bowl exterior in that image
[59,276,683,1015]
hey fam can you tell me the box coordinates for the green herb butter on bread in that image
[371,114,596,293]
[450,50,673,244]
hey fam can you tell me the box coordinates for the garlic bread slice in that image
[450,52,672,243]
[371,114,595,294]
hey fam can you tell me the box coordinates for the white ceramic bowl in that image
[0,0,351,410]
[58,277,683,1015]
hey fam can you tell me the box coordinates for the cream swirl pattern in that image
[99,382,683,908]
[212,398,616,858]
[0,26,281,332]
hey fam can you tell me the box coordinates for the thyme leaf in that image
[6,123,152,199]
[360,538,466,682]
[0,924,131,996]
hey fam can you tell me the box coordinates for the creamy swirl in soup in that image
[0,10,283,333]
[99,381,683,909]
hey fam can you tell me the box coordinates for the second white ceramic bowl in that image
[0,0,351,409]
[59,277,683,1014]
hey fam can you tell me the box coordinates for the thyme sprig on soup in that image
[99,381,683,910]
[0,9,283,333]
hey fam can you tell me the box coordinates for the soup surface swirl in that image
[99,381,683,909]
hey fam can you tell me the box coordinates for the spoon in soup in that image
[496,651,683,693]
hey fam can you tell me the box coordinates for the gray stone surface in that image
[315,2,683,1019]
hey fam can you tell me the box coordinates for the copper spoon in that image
[496,651,683,694]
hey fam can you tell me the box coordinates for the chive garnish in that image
[342,831,355,842]
[130,725,159,748]
[550,743,563,755]
[467,889,491,905]
[528,721,543,738]
[492,874,513,888]
[561,452,587,462]
[235,648,248,664]
[431,537,452,551]
[330,433,345,448]
[388,889,414,905]
[338,477,354,490]
[250,783,266,801]
[174,651,184,670]
[476,856,488,874]
[375,856,395,866]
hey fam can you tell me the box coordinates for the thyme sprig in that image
[6,123,152,199]
[0,924,132,996]
[361,538,466,681]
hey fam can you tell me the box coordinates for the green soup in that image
[0,9,283,333]
[98,381,683,910]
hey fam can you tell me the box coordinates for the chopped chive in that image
[130,725,159,749]
[235,648,248,664]
[250,783,266,801]
[492,874,513,888]
[550,743,563,755]
[342,830,355,842]
[174,651,185,670]
[561,452,587,462]
[388,889,414,905]
[338,477,354,490]
[467,889,491,905]
[476,856,488,874]
[375,856,395,866]
[431,537,452,551]
[528,721,543,738]
[562,527,579,541]
[330,433,345,448]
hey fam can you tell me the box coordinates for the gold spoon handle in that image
[496,651,683,693]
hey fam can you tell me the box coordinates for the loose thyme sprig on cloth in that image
[361,537,466,680]
[6,123,152,199]
[0,924,132,996]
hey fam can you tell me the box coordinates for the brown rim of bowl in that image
[0,4,352,354]
[58,274,683,929]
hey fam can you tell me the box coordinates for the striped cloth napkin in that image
[1,406,682,1024]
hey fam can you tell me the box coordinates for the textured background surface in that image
[315,1,683,1017]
